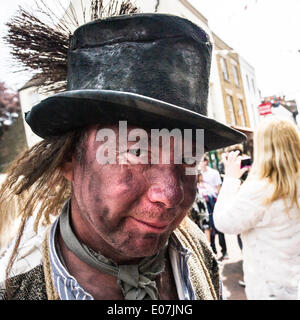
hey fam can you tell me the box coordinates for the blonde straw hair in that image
[250,117,300,212]
[0,174,22,248]
[0,128,88,298]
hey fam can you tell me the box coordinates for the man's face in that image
[68,124,199,262]
[200,158,208,171]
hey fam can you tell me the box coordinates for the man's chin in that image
[119,234,169,259]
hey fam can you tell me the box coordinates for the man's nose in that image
[147,167,184,208]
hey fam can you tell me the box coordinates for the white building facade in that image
[18,81,44,148]
[270,104,295,123]
[238,55,261,129]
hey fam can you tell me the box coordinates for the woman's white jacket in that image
[213,176,300,300]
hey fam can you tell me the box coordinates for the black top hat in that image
[25,13,246,151]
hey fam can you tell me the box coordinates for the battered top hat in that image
[25,13,246,151]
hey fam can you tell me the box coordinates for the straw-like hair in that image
[3,0,139,93]
[250,118,300,213]
[0,174,22,248]
[0,128,88,298]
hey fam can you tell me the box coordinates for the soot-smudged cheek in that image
[97,206,114,230]
[116,167,144,195]
[92,207,129,236]
[87,174,100,194]
[183,174,197,195]
[117,167,134,187]
[180,185,197,211]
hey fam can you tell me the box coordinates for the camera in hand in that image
[241,158,252,168]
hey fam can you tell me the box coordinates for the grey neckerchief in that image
[58,200,167,300]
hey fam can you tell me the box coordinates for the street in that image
[216,234,247,300]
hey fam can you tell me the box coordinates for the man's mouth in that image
[128,216,170,233]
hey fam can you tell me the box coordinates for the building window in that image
[238,99,246,127]
[251,78,256,94]
[232,65,240,86]
[220,57,229,81]
[226,95,236,125]
[246,74,250,90]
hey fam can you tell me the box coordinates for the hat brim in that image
[25,89,247,151]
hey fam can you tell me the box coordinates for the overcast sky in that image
[191,0,300,104]
[1,0,300,105]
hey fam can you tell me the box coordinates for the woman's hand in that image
[222,151,248,179]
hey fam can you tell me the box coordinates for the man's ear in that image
[61,160,74,182]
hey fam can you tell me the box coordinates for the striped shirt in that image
[49,218,196,300]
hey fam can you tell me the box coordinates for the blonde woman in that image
[213,118,300,300]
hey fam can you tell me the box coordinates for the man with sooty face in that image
[0,12,245,300]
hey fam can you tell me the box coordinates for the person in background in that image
[222,144,252,251]
[197,172,228,260]
[214,118,300,300]
[189,185,210,233]
[200,155,222,195]
[219,144,252,286]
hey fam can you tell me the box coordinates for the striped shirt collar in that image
[49,218,195,300]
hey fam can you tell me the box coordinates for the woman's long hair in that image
[250,118,300,212]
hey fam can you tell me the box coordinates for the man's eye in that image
[128,148,143,157]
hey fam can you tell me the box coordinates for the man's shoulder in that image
[176,217,213,253]
[0,264,47,300]
[174,218,218,270]
[207,166,220,176]
[0,220,48,300]
[175,218,221,299]
[203,166,219,178]
[0,221,47,283]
